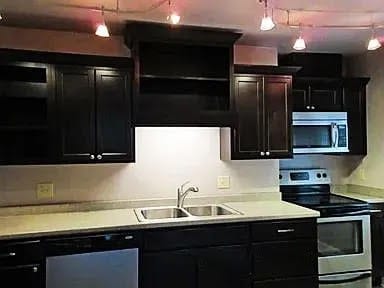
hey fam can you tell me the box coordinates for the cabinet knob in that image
[266,151,270,156]
[311,106,316,110]
[90,155,95,160]
[306,106,311,110]
[260,152,265,156]
[97,154,103,160]
[33,266,38,273]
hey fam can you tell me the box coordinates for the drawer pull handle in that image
[277,229,295,233]
[0,252,16,258]
[124,235,134,240]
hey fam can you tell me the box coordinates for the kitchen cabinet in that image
[197,245,250,288]
[142,250,196,288]
[142,219,317,288]
[224,75,292,160]
[343,78,369,155]
[0,264,43,287]
[126,22,241,127]
[292,78,343,112]
[370,204,384,286]
[56,66,134,164]
[142,245,250,288]
[0,239,43,288]
[0,62,55,165]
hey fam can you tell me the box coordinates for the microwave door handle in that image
[331,123,338,147]
[319,273,371,285]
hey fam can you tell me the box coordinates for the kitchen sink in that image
[185,205,240,216]
[136,207,189,221]
[134,204,241,222]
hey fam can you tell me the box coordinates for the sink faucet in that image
[177,181,199,208]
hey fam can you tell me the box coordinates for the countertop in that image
[334,191,384,204]
[0,200,319,240]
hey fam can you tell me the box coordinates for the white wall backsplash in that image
[0,128,279,206]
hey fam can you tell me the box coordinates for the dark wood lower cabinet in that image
[0,264,43,288]
[253,240,317,280]
[142,250,196,288]
[371,204,384,286]
[253,276,318,288]
[198,245,251,288]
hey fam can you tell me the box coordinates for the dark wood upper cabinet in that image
[292,78,343,112]
[125,22,241,127]
[56,66,134,164]
[232,76,264,159]
[343,78,369,155]
[223,75,292,160]
[0,62,55,165]
[56,66,96,162]
[264,76,292,158]
[95,69,134,162]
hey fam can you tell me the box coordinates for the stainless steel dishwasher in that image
[45,232,139,288]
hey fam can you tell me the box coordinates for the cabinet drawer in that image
[144,224,249,251]
[251,219,316,242]
[254,276,318,288]
[253,240,317,280]
[0,240,42,265]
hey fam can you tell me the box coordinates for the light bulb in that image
[168,13,181,25]
[95,23,110,37]
[0,14,2,21]
[260,15,275,31]
[293,36,306,50]
[368,37,381,51]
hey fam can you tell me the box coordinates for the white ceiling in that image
[1,0,384,54]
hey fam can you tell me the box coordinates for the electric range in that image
[280,169,372,288]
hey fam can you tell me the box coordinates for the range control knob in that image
[322,173,328,178]
[279,174,282,180]
[316,173,322,178]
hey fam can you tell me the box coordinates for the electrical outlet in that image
[36,183,54,199]
[217,176,230,189]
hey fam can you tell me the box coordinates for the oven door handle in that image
[319,272,371,285]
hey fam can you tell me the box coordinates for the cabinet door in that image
[292,80,309,111]
[0,264,43,288]
[309,80,343,111]
[254,277,318,288]
[95,69,134,162]
[232,76,264,159]
[371,209,384,283]
[56,66,96,162]
[142,250,196,288]
[343,81,367,155]
[264,76,292,158]
[198,245,251,288]
[253,240,317,280]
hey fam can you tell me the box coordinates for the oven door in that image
[319,271,371,288]
[292,120,349,154]
[317,215,371,275]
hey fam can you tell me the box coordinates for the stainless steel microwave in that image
[292,112,349,154]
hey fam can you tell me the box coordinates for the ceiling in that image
[1,0,384,54]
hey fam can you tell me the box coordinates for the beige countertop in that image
[0,200,319,240]
[333,191,384,204]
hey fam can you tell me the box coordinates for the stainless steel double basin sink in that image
[135,204,241,222]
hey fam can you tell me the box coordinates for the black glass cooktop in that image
[280,185,369,217]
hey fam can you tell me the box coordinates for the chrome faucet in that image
[177,181,199,208]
